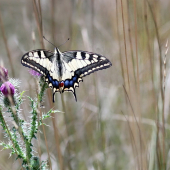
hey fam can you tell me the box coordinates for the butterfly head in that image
[54,47,60,54]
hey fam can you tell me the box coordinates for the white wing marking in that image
[93,58,98,62]
[80,60,87,67]
[64,63,72,72]
[84,59,91,65]
[85,53,90,59]
[46,59,52,70]
[93,54,98,58]
[70,59,78,70]
[29,52,33,57]
[34,52,39,58]
[76,52,82,59]
[41,51,46,58]
[39,59,44,67]
[76,60,84,68]
[51,63,55,73]
[35,58,40,63]
[68,62,76,71]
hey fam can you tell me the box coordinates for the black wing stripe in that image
[21,50,54,76]
[22,58,44,75]
[22,56,50,75]
[63,51,107,62]
[89,54,93,61]
[37,51,41,58]
[75,59,112,77]
[81,52,86,59]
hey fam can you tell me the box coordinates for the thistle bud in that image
[0,81,15,96]
[0,66,8,82]
[29,69,41,77]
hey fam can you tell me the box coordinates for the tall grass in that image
[0,0,170,169]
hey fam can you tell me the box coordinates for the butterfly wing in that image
[62,50,112,77]
[21,49,112,102]
[59,50,112,100]
[21,49,54,76]
[21,49,64,101]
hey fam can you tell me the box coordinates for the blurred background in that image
[0,0,170,169]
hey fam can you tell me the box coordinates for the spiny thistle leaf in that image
[42,109,61,120]
[38,78,48,103]
[0,141,13,150]
[9,78,21,88]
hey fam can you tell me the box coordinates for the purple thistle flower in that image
[0,81,15,96]
[0,66,8,82]
[29,69,41,77]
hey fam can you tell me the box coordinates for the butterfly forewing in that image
[21,48,112,102]
[21,50,54,76]
[63,51,112,78]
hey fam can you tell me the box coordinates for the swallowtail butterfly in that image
[21,47,112,102]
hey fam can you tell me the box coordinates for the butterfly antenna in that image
[43,36,56,47]
[43,36,70,48]
[57,38,70,48]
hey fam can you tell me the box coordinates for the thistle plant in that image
[0,66,57,170]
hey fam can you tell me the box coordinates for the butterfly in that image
[21,47,112,102]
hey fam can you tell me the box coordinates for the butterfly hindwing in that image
[58,50,112,100]
[21,48,112,102]
[45,67,82,102]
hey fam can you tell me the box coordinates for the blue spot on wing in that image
[46,74,59,88]
[69,80,74,87]
[46,73,82,102]
[52,81,55,86]
[52,80,59,88]
[73,75,77,82]
[48,76,52,82]
[64,80,69,88]
[54,81,59,88]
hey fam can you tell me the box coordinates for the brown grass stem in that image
[127,0,135,84]
[116,0,125,85]
[121,111,140,169]
[61,94,73,170]
[163,40,168,93]
[146,0,166,167]
[133,0,140,96]
[51,0,56,44]
[32,0,44,49]
[123,85,145,169]
[143,0,157,114]
[47,90,65,170]
[0,11,15,77]
[120,0,130,93]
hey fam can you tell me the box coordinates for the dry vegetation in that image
[0,0,170,169]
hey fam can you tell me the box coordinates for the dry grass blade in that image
[32,0,44,49]
[120,0,130,93]
[0,11,15,77]
[163,40,169,92]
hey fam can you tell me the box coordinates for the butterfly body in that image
[21,47,112,102]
